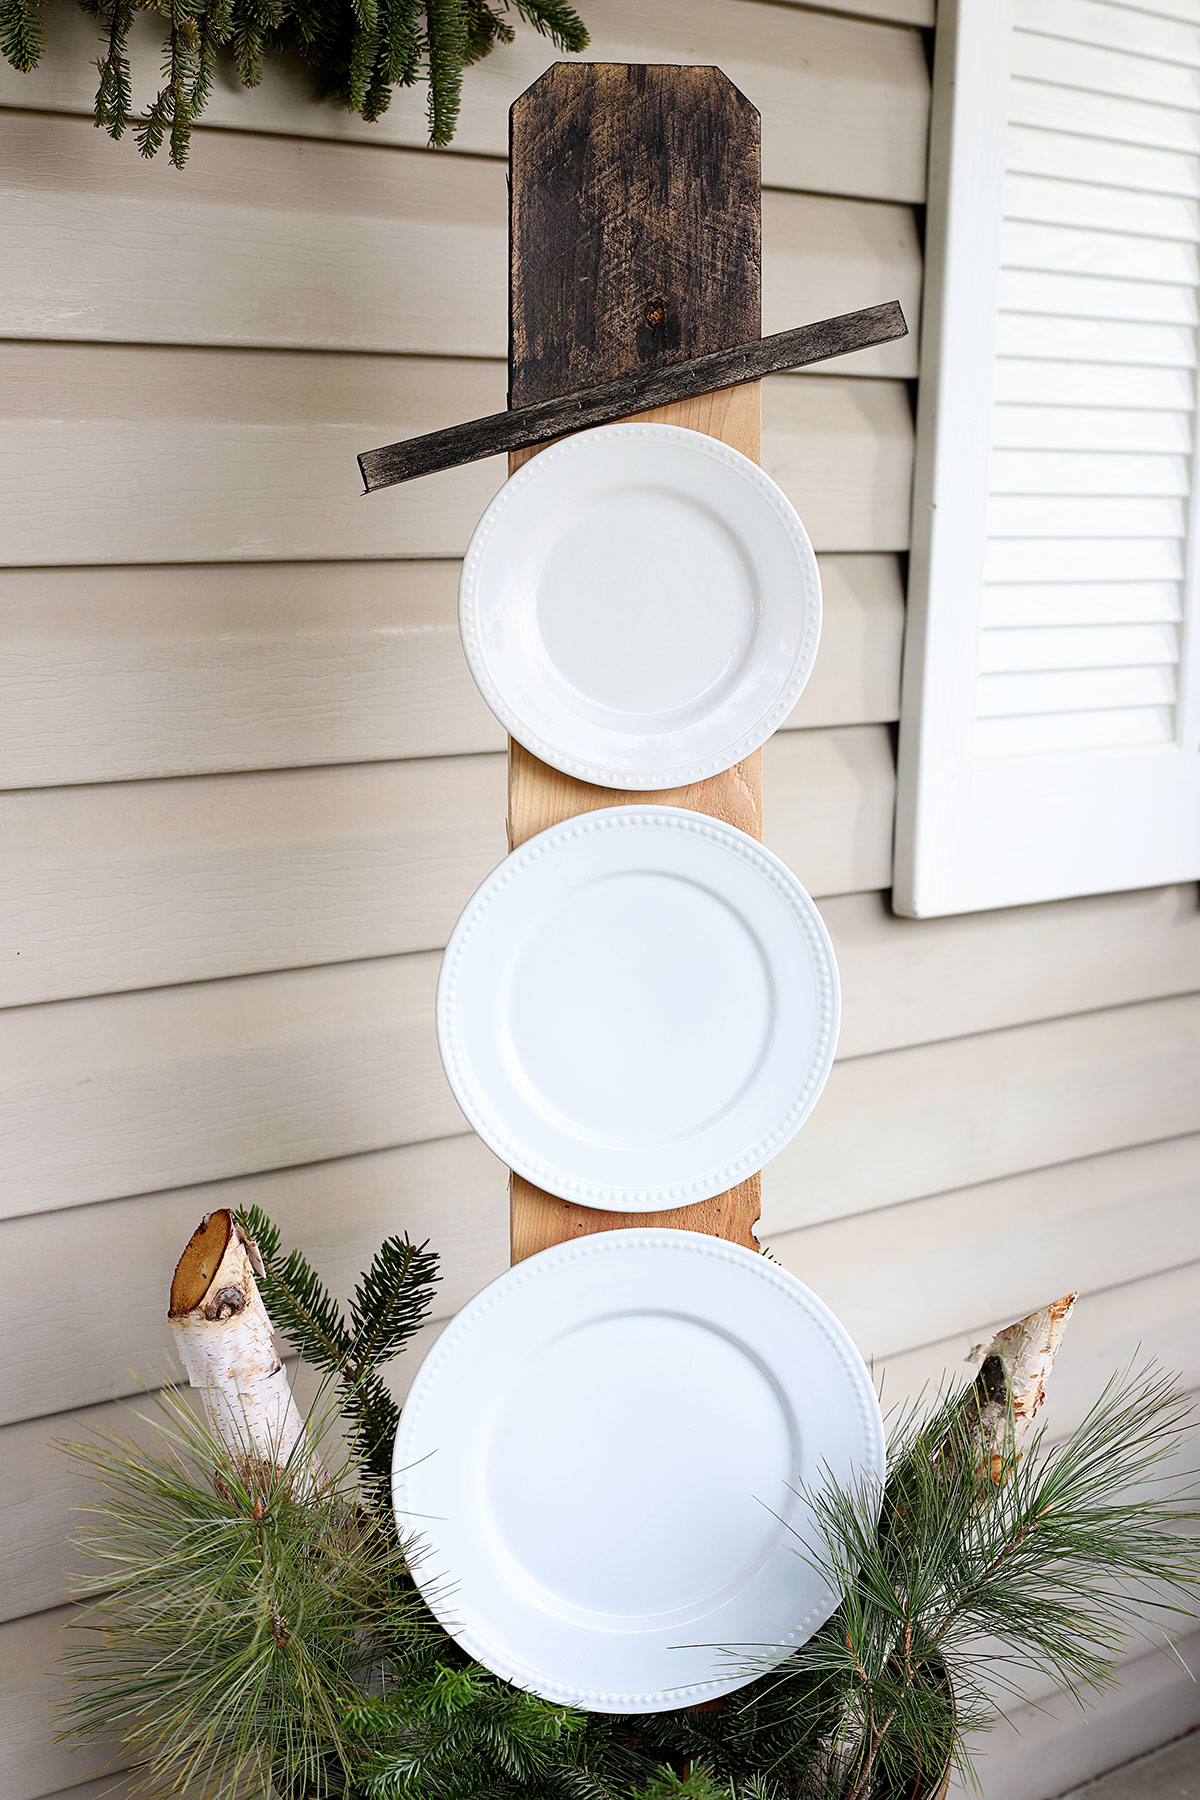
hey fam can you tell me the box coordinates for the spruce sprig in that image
[3,0,589,163]
[235,1205,440,1512]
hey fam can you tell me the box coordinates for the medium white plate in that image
[436,807,839,1210]
[392,1230,885,1712]
[459,423,821,789]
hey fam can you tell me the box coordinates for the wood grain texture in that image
[360,304,906,488]
[506,65,764,1259]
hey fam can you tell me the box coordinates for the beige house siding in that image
[1,1,1198,1794]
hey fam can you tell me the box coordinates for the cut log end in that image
[168,1208,317,1488]
[169,1208,233,1316]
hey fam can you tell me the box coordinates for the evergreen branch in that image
[348,1234,441,1380]
[0,0,44,71]
[510,0,586,53]
[236,1203,356,1376]
[424,0,464,146]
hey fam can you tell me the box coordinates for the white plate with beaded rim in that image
[435,806,839,1210]
[458,423,821,789]
[392,1229,885,1713]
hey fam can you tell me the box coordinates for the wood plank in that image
[764,992,1200,1236]
[504,63,765,1258]
[0,346,913,565]
[0,0,932,204]
[0,724,893,1005]
[771,1132,1200,1365]
[361,306,908,491]
[0,112,919,378]
[5,965,1200,1230]
[0,554,905,789]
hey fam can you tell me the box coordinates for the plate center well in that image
[482,1310,795,1622]
[506,869,774,1142]
[534,489,756,719]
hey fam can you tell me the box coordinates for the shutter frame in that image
[894,0,1200,918]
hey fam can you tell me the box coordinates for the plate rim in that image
[458,421,822,790]
[392,1228,886,1712]
[435,805,840,1210]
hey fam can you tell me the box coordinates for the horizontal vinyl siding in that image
[4,5,1200,1797]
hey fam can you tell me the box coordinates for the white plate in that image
[436,807,839,1210]
[392,1230,885,1712]
[459,423,821,789]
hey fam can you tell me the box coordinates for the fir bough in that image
[57,1212,1200,1800]
[0,0,589,164]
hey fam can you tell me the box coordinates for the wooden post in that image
[507,64,765,1264]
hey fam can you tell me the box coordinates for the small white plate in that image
[393,1230,885,1712]
[436,807,839,1210]
[459,423,821,789]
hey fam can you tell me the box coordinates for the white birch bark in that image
[964,1290,1077,1478]
[169,1207,318,1487]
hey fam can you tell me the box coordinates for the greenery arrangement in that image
[59,1211,1200,1800]
[0,0,589,166]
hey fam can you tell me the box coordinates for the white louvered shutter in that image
[894,0,1200,916]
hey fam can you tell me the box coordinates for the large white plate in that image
[459,423,821,789]
[436,806,839,1210]
[392,1230,885,1712]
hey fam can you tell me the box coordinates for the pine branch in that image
[236,1204,356,1376]
[511,0,586,54]
[0,0,44,71]
[424,0,464,145]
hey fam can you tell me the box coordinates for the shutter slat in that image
[1007,123,1200,196]
[1011,26,1200,109]
[976,665,1178,716]
[992,403,1193,451]
[983,537,1186,583]
[1013,0,1200,67]
[995,312,1196,366]
[973,706,1176,755]
[998,268,1199,325]
[1010,74,1200,153]
[994,357,1195,406]
[989,449,1190,495]
[985,494,1189,536]
[1004,171,1200,239]
[1001,218,1200,283]
[979,623,1180,669]
[982,581,1184,625]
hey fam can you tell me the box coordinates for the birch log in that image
[963,1291,1078,1480]
[169,1208,317,1486]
